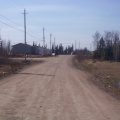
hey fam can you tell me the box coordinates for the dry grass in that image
[0,58,43,79]
[73,57,120,100]
[81,60,120,82]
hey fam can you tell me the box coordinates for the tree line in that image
[52,43,74,55]
[75,48,92,61]
[0,40,11,58]
[0,40,11,64]
[93,31,120,61]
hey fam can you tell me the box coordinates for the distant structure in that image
[12,43,52,55]
[12,43,31,54]
[0,35,2,48]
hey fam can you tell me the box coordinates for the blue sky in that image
[0,0,120,50]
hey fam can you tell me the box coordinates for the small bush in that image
[76,48,92,62]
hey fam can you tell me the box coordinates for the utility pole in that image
[79,41,80,50]
[75,40,76,51]
[22,9,27,61]
[50,33,52,54]
[54,38,55,53]
[43,27,45,55]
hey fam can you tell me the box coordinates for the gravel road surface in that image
[0,55,120,120]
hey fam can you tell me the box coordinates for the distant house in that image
[12,43,52,55]
[37,46,44,55]
[45,48,52,55]
[32,45,44,55]
[12,43,32,54]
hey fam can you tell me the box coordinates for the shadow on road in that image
[16,73,54,77]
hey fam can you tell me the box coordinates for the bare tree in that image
[113,31,119,61]
[0,39,11,59]
[93,31,101,50]
[93,30,120,61]
[7,40,11,54]
[104,31,111,46]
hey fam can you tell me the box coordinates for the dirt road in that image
[0,55,120,120]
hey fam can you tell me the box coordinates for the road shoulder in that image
[72,57,120,101]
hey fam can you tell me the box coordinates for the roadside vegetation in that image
[93,30,120,61]
[52,43,74,55]
[0,40,43,79]
[74,30,120,100]
[0,57,43,79]
[74,51,120,100]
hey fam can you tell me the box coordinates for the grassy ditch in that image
[73,56,120,100]
[0,58,43,79]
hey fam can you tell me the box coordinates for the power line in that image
[0,14,23,26]
[0,15,62,48]
[0,13,42,41]
[0,20,41,41]
[0,20,24,32]
[26,32,41,41]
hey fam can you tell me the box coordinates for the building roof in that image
[12,43,32,47]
